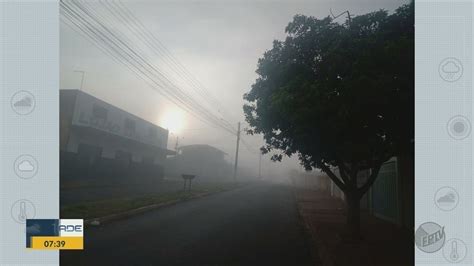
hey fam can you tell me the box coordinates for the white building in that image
[60,89,174,183]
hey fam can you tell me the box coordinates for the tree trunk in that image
[320,161,383,241]
[346,191,361,240]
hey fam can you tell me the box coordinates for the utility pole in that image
[329,9,352,23]
[258,152,262,179]
[74,70,85,91]
[233,122,241,181]
[175,135,179,151]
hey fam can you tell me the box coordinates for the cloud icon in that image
[437,192,456,203]
[441,61,461,73]
[18,160,35,172]
[13,96,32,107]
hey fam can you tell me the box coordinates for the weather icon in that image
[443,238,467,263]
[10,90,35,115]
[435,187,459,211]
[18,160,35,171]
[10,199,36,224]
[14,96,33,107]
[447,116,471,140]
[14,155,38,179]
[437,192,456,203]
[439,58,463,82]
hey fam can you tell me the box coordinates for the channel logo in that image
[415,222,445,253]
[26,219,83,250]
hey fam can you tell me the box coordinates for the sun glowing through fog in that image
[160,108,186,134]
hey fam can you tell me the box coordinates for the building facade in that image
[165,144,232,181]
[60,89,174,185]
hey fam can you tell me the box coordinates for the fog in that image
[60,0,408,181]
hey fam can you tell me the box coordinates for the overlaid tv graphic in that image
[26,219,83,250]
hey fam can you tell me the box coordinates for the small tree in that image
[243,3,413,237]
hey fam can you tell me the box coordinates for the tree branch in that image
[336,160,350,184]
[338,166,349,184]
[357,162,382,198]
[320,163,346,192]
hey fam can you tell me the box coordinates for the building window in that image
[115,150,132,163]
[124,118,136,136]
[148,127,157,139]
[92,104,108,121]
[77,143,102,165]
[142,155,154,165]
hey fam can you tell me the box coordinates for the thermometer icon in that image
[450,240,459,261]
[18,201,27,222]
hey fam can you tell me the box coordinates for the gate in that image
[371,158,399,224]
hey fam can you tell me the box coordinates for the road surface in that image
[61,182,313,266]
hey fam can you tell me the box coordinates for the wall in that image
[66,126,168,164]
[371,158,399,223]
[60,151,164,186]
[69,90,168,149]
[321,156,414,229]
[397,153,414,229]
[165,145,232,181]
[59,90,170,187]
[60,90,78,150]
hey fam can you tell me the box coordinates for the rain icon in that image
[439,58,463,82]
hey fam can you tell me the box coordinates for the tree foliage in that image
[243,3,413,196]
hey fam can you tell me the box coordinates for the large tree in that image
[243,3,413,236]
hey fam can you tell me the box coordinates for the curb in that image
[84,192,213,226]
[293,187,323,266]
[293,187,336,266]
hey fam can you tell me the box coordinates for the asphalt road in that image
[61,182,313,266]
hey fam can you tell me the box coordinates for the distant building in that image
[60,89,174,184]
[166,144,232,181]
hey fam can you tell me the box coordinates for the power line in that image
[240,138,260,155]
[60,0,237,136]
[61,1,260,164]
[61,0,233,134]
[112,0,236,125]
[80,0,236,132]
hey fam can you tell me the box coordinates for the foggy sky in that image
[60,0,408,179]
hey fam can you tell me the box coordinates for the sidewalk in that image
[296,188,413,266]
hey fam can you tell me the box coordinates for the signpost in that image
[182,174,196,193]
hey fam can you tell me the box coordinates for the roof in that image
[60,89,168,133]
[179,144,228,156]
[61,89,174,152]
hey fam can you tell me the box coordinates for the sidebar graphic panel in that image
[416,1,472,265]
[0,1,59,265]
